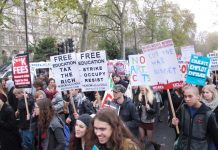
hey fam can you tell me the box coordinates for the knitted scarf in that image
[202,96,218,111]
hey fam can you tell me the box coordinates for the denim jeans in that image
[20,129,33,150]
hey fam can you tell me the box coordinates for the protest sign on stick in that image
[142,39,183,134]
[12,53,31,120]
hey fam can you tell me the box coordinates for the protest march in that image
[1,39,218,150]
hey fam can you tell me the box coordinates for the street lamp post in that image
[24,0,28,53]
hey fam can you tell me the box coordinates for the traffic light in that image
[68,38,74,52]
[57,42,65,54]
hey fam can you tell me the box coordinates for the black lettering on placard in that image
[78,59,105,65]
[85,78,104,82]
[84,72,105,77]
[61,78,76,84]
[61,72,73,78]
[83,66,102,71]
[80,52,101,59]
[60,67,72,72]
[53,54,72,62]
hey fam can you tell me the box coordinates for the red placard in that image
[12,53,31,88]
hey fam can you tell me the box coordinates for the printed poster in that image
[186,55,210,86]
[77,51,108,92]
[50,53,80,91]
[12,53,31,88]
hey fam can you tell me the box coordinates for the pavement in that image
[146,103,176,150]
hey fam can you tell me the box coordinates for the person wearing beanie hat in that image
[69,114,92,150]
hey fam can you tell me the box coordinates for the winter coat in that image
[0,103,22,150]
[115,96,140,136]
[179,103,218,150]
[134,94,157,123]
[17,94,34,130]
[7,86,18,111]
[46,115,66,150]
[52,92,64,114]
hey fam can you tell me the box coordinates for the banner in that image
[181,45,195,62]
[50,53,80,91]
[128,54,151,86]
[186,55,210,86]
[12,53,31,88]
[142,39,183,90]
[77,51,108,91]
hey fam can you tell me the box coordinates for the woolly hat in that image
[77,114,92,127]
[113,84,126,93]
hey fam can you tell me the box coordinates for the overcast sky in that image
[170,0,218,33]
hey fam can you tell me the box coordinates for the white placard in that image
[142,39,182,88]
[50,53,80,91]
[128,54,151,86]
[77,51,108,92]
[208,52,218,71]
[181,45,195,62]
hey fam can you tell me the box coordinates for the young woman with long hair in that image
[134,85,162,150]
[34,98,65,150]
[68,114,92,150]
[86,108,142,150]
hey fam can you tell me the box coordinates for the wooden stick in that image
[216,71,218,88]
[70,92,77,114]
[167,89,180,134]
[24,91,30,120]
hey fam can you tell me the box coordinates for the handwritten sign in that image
[128,54,151,86]
[142,39,183,90]
[12,53,31,88]
[186,55,210,86]
[51,53,80,91]
[77,51,108,91]
[181,45,195,62]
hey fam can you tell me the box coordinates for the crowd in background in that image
[0,72,218,150]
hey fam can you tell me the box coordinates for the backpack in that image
[57,117,70,150]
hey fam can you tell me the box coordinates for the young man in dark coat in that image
[112,84,140,136]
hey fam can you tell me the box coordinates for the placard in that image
[50,53,80,91]
[181,45,195,62]
[128,54,151,86]
[77,51,108,91]
[142,39,183,90]
[207,52,218,71]
[186,55,210,86]
[12,53,31,88]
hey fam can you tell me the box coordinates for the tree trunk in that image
[120,22,125,60]
[80,12,88,52]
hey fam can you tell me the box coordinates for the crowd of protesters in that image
[0,73,218,150]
